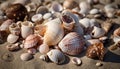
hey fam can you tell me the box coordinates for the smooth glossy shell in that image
[47,49,65,64]
[31,14,43,23]
[24,34,39,48]
[58,32,85,55]
[39,44,50,54]
[71,57,82,65]
[7,34,19,44]
[20,53,33,61]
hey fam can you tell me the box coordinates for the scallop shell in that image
[24,34,39,48]
[38,44,50,54]
[58,32,85,55]
[7,34,19,44]
[27,48,37,54]
[9,23,20,35]
[90,26,106,38]
[71,57,82,66]
[50,2,63,13]
[43,18,64,46]
[47,49,65,64]
[31,14,43,23]
[36,6,49,15]
[20,53,33,61]
[89,9,99,15]
[86,42,105,60]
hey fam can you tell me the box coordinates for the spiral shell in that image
[47,49,65,64]
[58,32,85,55]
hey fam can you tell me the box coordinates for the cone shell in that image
[86,42,105,60]
[7,34,19,44]
[47,49,65,64]
[24,34,39,48]
[58,32,85,55]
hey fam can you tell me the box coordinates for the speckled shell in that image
[47,49,65,64]
[86,42,105,60]
[38,44,50,54]
[7,34,19,44]
[58,32,85,55]
[20,53,33,61]
[43,18,64,46]
[24,34,39,48]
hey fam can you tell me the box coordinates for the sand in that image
[0,0,120,69]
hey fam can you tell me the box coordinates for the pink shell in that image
[38,44,50,54]
[27,48,37,54]
[58,32,85,55]
[24,34,39,48]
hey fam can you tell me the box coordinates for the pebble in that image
[20,53,33,61]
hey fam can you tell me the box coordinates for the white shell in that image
[43,18,64,46]
[21,21,34,39]
[58,32,85,55]
[71,57,82,65]
[90,26,106,38]
[39,44,50,54]
[113,36,120,43]
[89,9,99,15]
[43,13,52,20]
[79,18,91,28]
[20,53,33,61]
[84,35,92,40]
[47,49,65,64]
[31,14,43,23]
[39,54,49,62]
[85,39,101,46]
[96,62,102,67]
[7,34,19,44]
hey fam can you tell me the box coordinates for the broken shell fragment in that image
[71,57,82,66]
[39,54,49,62]
[20,53,33,61]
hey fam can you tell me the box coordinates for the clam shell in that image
[20,53,33,61]
[89,9,99,15]
[43,18,64,46]
[71,57,82,66]
[47,49,65,64]
[36,6,49,15]
[31,14,43,23]
[38,44,50,54]
[24,34,39,48]
[79,18,91,28]
[58,32,85,55]
[90,26,106,38]
[113,27,120,37]
[7,34,19,44]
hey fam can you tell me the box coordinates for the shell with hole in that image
[47,49,66,64]
[58,32,85,55]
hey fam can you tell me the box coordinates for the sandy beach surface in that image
[0,0,120,69]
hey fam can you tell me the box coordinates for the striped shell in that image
[47,49,65,64]
[24,34,39,48]
[58,32,85,55]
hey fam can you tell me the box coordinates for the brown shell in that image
[113,27,120,37]
[5,3,28,22]
[86,42,105,60]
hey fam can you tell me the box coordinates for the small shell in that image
[86,39,101,46]
[71,57,82,66]
[47,49,65,64]
[20,53,33,61]
[27,48,37,54]
[31,14,43,23]
[43,13,52,20]
[24,34,39,48]
[113,27,120,37]
[86,42,105,60]
[50,2,63,13]
[87,0,99,4]
[96,62,103,67]
[84,35,92,40]
[6,43,20,51]
[89,9,99,15]
[36,6,49,15]
[38,44,50,54]
[13,0,31,5]
[7,34,19,44]
[9,23,20,35]
[79,18,91,28]
[90,26,106,38]
[39,54,49,62]
[58,32,85,55]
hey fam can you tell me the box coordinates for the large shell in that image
[43,18,64,46]
[47,49,65,64]
[20,53,33,61]
[38,43,50,54]
[86,42,105,60]
[7,34,19,44]
[24,34,39,48]
[58,32,85,55]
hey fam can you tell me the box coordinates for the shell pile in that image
[0,0,119,65]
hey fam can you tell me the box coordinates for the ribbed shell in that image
[58,32,85,55]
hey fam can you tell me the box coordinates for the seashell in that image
[6,43,20,51]
[24,34,39,48]
[43,18,64,46]
[61,13,75,31]
[5,3,28,22]
[90,26,106,38]
[13,0,31,5]
[7,34,19,44]
[86,39,101,46]
[38,44,50,54]
[89,9,99,15]
[9,23,20,35]
[87,0,99,4]
[113,28,120,45]
[113,27,120,37]
[0,1,11,11]
[27,48,37,54]
[90,19,100,27]
[39,54,49,62]
[71,57,82,66]
[96,62,103,67]
[86,42,106,60]
[79,18,91,29]
[0,19,13,32]
[25,2,37,12]
[84,35,92,40]
[47,49,65,64]
[58,32,85,55]
[63,0,79,9]
[36,6,49,15]
[34,25,46,36]
[43,13,52,20]
[31,14,43,23]
[50,2,63,13]
[99,36,108,41]
[21,21,34,38]
[20,53,33,61]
